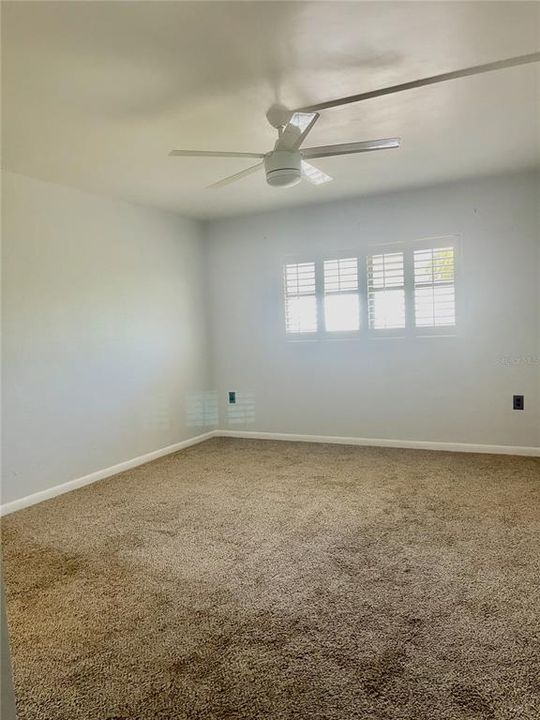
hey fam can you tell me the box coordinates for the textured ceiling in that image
[2,1,539,219]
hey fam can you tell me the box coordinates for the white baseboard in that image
[215,429,540,457]
[2,428,537,516]
[0,431,217,517]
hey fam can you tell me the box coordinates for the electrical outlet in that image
[228,391,236,405]
[513,395,524,411]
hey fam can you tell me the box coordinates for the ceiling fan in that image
[169,51,540,190]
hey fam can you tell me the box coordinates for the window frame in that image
[281,235,461,342]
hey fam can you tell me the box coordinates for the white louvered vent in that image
[323,258,360,332]
[414,247,456,327]
[367,252,405,329]
[284,262,317,333]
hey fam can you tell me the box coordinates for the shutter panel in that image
[284,262,317,333]
[367,252,405,329]
[414,247,455,327]
[323,258,360,332]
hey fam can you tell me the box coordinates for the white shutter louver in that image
[323,258,360,332]
[367,252,405,329]
[414,247,456,327]
[284,262,317,333]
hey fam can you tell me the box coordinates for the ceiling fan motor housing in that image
[265,151,302,188]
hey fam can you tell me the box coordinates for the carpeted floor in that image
[2,438,540,720]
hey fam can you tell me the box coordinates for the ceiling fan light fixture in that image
[266,168,302,188]
[264,151,302,188]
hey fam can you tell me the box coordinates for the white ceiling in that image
[2,1,539,219]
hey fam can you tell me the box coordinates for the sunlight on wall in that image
[186,391,219,429]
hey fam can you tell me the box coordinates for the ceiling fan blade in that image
[207,161,264,189]
[296,52,540,113]
[301,161,333,185]
[169,150,264,158]
[302,137,400,159]
[275,112,319,151]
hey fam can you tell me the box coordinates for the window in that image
[367,252,405,330]
[323,258,360,332]
[414,247,456,327]
[283,238,458,337]
[283,262,317,333]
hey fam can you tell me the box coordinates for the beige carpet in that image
[2,438,540,720]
